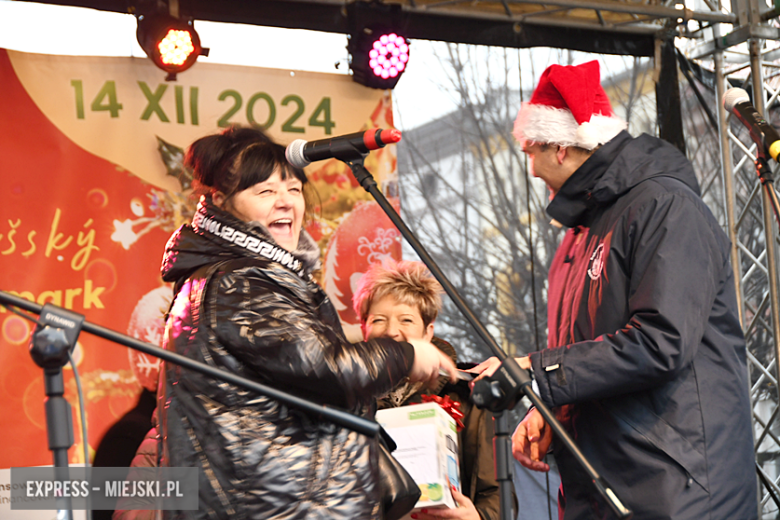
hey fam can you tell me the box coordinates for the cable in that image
[519,54,542,356]
[1,301,40,325]
[68,349,91,520]
[676,48,719,133]
[519,48,551,520]
[65,351,90,470]
[545,456,553,520]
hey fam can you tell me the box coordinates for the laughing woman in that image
[158,126,456,520]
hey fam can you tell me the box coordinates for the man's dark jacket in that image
[529,131,757,519]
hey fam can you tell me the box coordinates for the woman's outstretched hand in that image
[407,339,458,387]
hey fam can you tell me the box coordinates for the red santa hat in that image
[513,60,626,150]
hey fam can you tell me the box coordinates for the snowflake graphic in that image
[357,228,399,264]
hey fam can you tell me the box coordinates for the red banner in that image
[0,48,401,478]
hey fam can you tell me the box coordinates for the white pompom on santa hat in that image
[513,60,627,150]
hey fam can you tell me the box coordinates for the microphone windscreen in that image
[723,88,751,112]
[378,129,402,145]
[285,139,309,169]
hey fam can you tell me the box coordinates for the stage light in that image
[349,26,410,89]
[136,13,208,81]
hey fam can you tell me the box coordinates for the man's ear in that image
[212,191,226,207]
[424,323,435,342]
[556,145,567,164]
[360,321,369,342]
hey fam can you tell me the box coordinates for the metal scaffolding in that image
[683,0,780,515]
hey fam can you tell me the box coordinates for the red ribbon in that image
[421,394,465,431]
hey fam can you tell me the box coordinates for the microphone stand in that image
[28,303,86,520]
[0,290,382,518]
[755,152,780,227]
[336,149,632,520]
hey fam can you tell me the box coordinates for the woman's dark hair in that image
[186,126,307,201]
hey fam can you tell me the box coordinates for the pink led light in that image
[369,33,409,79]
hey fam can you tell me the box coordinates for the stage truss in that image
[683,0,780,516]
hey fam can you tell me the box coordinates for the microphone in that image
[723,88,780,161]
[285,128,402,168]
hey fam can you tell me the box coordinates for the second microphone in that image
[723,87,780,161]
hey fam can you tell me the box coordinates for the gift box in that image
[376,402,461,511]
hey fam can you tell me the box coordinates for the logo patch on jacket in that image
[587,243,605,280]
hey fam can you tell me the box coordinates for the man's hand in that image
[512,408,552,472]
[469,356,531,388]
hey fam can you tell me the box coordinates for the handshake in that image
[413,345,548,474]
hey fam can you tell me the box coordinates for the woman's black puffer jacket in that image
[159,198,414,519]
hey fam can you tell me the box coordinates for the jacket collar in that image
[162,197,320,282]
[546,131,633,228]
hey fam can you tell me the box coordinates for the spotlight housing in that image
[349,26,410,90]
[347,2,410,90]
[136,13,208,81]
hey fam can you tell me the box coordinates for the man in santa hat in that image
[478,61,757,519]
